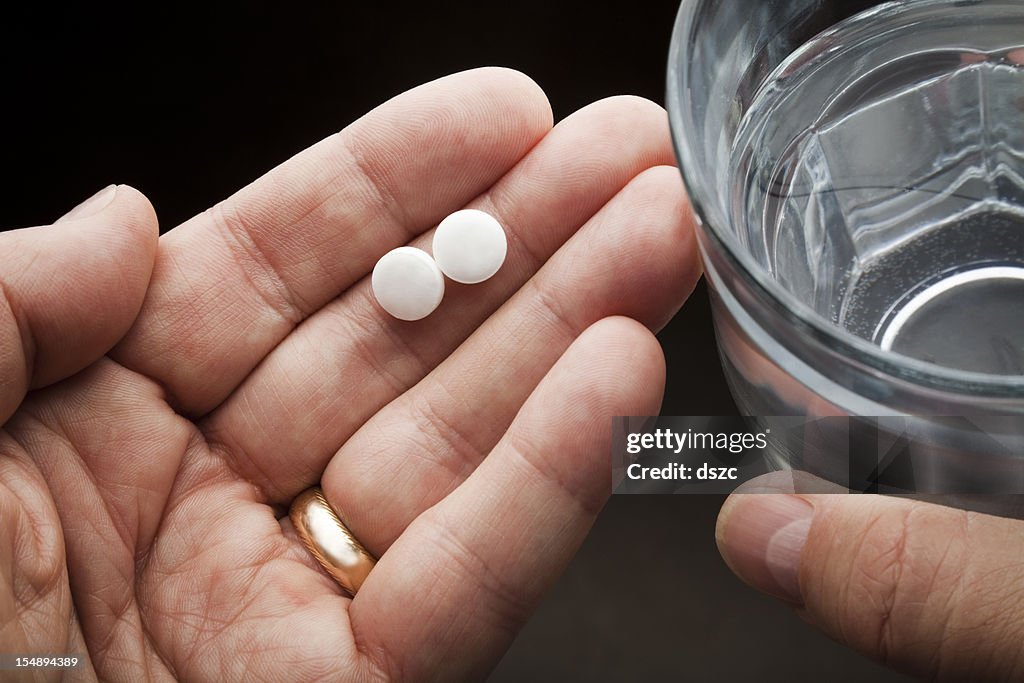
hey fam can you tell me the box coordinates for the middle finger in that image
[202,96,675,501]
[325,164,699,555]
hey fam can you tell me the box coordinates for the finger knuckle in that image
[419,508,534,637]
[838,504,968,671]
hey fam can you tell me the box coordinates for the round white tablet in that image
[432,209,508,284]
[372,247,445,321]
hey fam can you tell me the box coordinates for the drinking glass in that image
[667,0,1024,493]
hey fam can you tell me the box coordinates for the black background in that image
[5,3,909,681]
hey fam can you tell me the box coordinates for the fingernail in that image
[716,493,813,604]
[57,185,118,223]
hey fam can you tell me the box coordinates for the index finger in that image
[111,67,553,416]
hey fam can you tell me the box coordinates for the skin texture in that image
[717,473,1024,682]
[0,68,701,681]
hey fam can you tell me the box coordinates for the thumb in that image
[717,485,1024,681]
[0,184,158,424]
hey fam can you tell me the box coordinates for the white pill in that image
[372,247,445,321]
[432,209,507,284]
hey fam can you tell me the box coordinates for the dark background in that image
[4,3,909,681]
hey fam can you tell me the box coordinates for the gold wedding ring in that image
[290,487,376,595]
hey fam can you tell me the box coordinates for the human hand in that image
[1,68,700,681]
[716,472,1024,681]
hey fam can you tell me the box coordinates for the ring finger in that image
[324,164,699,554]
[202,96,677,502]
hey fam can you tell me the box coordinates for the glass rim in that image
[666,0,1024,398]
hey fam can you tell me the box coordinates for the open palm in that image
[0,69,699,681]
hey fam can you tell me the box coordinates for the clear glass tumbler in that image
[667,0,1024,493]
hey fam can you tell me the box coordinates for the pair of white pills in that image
[372,209,507,321]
